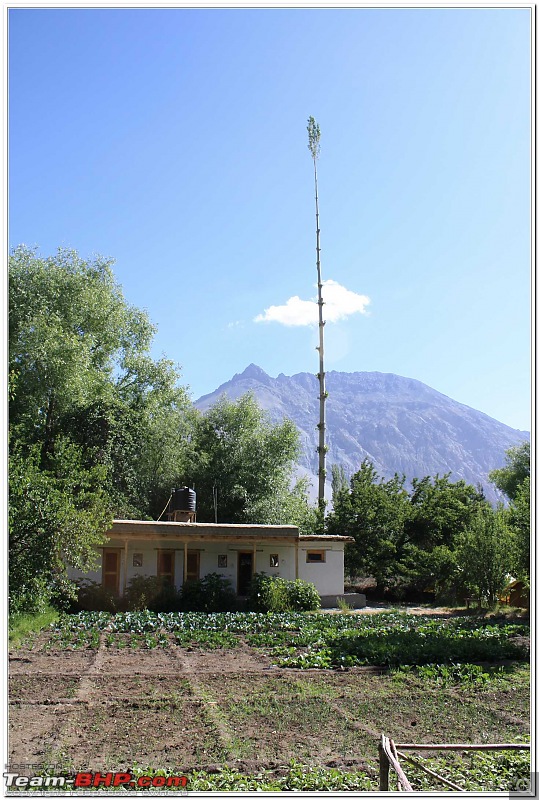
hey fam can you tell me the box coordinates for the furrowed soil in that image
[8,613,530,782]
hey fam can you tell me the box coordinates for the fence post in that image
[379,735,390,791]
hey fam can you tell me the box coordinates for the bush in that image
[122,575,161,610]
[123,575,182,612]
[180,573,236,612]
[73,580,120,612]
[73,576,182,612]
[286,578,321,611]
[248,573,320,612]
[248,574,288,612]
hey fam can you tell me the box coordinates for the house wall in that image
[68,538,346,597]
[298,544,345,595]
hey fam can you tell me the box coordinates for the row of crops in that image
[46,611,529,668]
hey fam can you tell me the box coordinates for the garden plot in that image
[60,697,228,771]
[8,610,530,790]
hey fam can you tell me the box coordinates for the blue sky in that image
[9,7,531,430]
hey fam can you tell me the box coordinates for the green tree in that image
[489,441,530,502]
[9,246,194,609]
[398,475,487,598]
[186,394,301,523]
[405,474,485,549]
[455,505,515,607]
[326,460,409,588]
[507,476,530,582]
[490,442,530,583]
[331,464,348,501]
[9,246,193,518]
[9,440,111,613]
[245,476,318,534]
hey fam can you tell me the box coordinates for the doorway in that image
[237,552,253,595]
[157,550,175,586]
[185,551,200,584]
[102,548,121,594]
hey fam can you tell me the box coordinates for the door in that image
[102,549,121,594]
[237,552,253,595]
[185,551,200,584]
[157,550,175,586]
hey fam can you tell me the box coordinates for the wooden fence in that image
[378,735,531,792]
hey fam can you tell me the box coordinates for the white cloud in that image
[254,280,370,327]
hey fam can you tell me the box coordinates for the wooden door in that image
[157,550,175,586]
[237,552,253,595]
[102,549,121,594]
[185,551,200,583]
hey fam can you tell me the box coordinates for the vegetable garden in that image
[9,610,530,792]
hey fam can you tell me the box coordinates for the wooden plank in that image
[123,540,128,594]
[387,737,413,792]
[378,737,390,791]
[397,743,530,751]
[381,735,413,792]
[106,534,298,543]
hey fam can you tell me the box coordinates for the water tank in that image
[171,487,196,513]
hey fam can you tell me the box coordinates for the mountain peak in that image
[238,363,270,381]
[195,367,528,504]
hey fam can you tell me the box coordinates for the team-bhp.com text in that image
[4,772,188,789]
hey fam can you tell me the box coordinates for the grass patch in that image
[9,606,59,648]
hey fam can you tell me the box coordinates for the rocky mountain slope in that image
[196,364,529,503]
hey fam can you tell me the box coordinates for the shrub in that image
[122,575,162,610]
[248,574,288,612]
[180,573,236,612]
[123,575,182,612]
[73,580,120,612]
[248,573,320,612]
[285,578,321,611]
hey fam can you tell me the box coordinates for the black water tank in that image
[171,487,196,513]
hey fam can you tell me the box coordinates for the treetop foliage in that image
[8,246,311,611]
[327,451,529,604]
[489,441,530,502]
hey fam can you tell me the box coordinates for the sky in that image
[8,6,532,431]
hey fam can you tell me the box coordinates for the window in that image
[269,554,279,568]
[218,554,227,568]
[306,550,325,563]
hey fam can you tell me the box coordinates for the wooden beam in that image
[103,535,298,546]
[381,736,413,792]
[397,743,531,751]
[378,738,390,791]
[123,540,128,595]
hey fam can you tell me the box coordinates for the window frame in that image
[306,550,326,564]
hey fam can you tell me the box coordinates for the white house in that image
[68,519,359,606]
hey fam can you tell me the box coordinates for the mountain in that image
[195,364,529,504]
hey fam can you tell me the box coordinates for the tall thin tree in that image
[307,116,327,512]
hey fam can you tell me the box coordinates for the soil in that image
[8,612,530,778]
